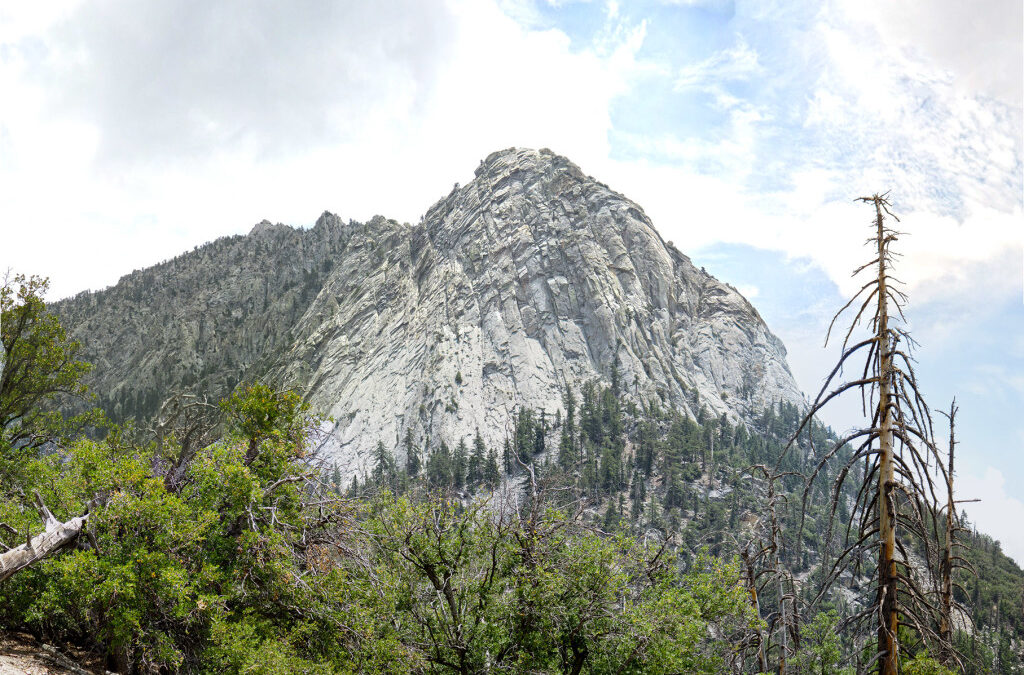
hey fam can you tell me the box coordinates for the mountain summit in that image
[57,147,803,478]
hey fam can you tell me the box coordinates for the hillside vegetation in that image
[3,275,1022,673]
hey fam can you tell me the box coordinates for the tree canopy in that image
[1,274,94,453]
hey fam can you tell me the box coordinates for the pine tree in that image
[468,429,485,486]
[581,381,602,445]
[372,441,394,488]
[331,462,342,493]
[514,408,535,464]
[484,445,500,489]
[427,441,452,489]
[610,352,621,397]
[533,410,546,457]
[603,498,619,531]
[452,437,468,489]
[629,470,646,520]
[404,427,420,479]
[559,386,578,470]
[636,419,656,476]
[503,435,512,475]
[936,400,975,670]
[647,493,663,531]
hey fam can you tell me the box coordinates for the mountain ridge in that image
[56,147,803,480]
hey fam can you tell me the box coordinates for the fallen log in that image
[0,493,88,583]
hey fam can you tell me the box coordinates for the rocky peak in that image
[314,210,339,229]
[56,148,804,483]
[273,148,803,478]
[248,219,283,236]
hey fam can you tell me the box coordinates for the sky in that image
[1,0,1021,560]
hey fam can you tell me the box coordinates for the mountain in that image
[55,147,803,479]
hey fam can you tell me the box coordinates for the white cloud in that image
[3,0,1016,312]
[959,465,1024,566]
[0,0,647,300]
[675,36,763,89]
[966,365,1024,399]
[849,0,1023,109]
[737,284,759,299]
[658,0,733,8]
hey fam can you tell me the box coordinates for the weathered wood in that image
[938,400,957,666]
[874,196,899,675]
[740,546,769,674]
[0,506,88,583]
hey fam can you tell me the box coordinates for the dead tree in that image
[932,399,977,670]
[784,194,949,674]
[739,544,769,674]
[744,465,804,674]
[149,392,222,491]
[0,493,90,582]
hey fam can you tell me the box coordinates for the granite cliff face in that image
[57,148,803,479]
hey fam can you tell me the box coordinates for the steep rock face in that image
[57,148,802,479]
[273,148,802,477]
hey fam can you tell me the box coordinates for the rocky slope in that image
[56,215,351,421]
[56,148,803,479]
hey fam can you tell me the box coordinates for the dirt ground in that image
[0,633,108,675]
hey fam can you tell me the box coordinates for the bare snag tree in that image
[932,399,976,670]
[743,465,803,674]
[785,194,949,674]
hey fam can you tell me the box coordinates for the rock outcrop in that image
[57,148,803,480]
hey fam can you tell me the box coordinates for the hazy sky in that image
[2,0,1021,560]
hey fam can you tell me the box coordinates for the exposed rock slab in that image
[57,148,803,481]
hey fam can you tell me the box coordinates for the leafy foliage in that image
[1,274,97,453]
[1,380,761,673]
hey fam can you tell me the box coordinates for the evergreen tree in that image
[404,427,420,478]
[484,445,500,488]
[452,437,468,489]
[601,386,622,444]
[580,381,602,446]
[514,408,535,464]
[533,410,546,457]
[559,387,578,470]
[427,441,452,489]
[331,462,342,493]
[647,493,663,531]
[372,440,394,488]
[629,470,646,520]
[599,444,623,495]
[636,419,656,476]
[468,429,486,485]
[603,498,619,531]
[664,464,685,511]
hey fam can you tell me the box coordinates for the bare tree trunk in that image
[768,475,789,674]
[741,547,769,673]
[874,197,899,675]
[939,401,957,664]
[0,495,88,583]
